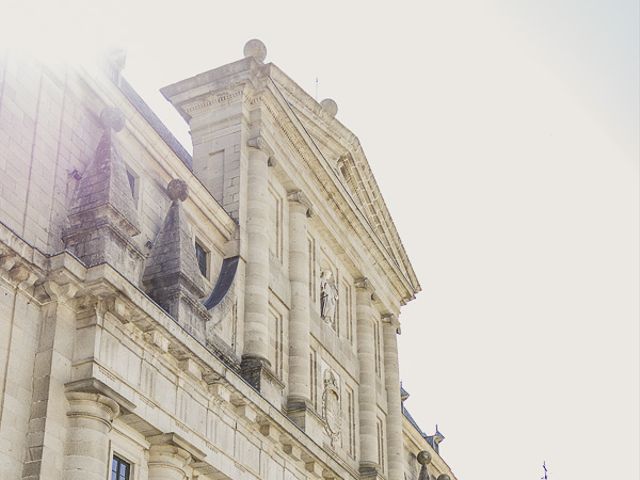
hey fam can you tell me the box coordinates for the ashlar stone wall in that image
[0,41,458,480]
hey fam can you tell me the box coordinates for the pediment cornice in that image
[257,86,417,303]
[160,58,420,302]
[264,68,420,298]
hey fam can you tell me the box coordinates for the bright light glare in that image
[0,0,130,67]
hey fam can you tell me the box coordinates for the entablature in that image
[160,49,420,309]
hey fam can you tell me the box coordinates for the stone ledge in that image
[69,260,354,480]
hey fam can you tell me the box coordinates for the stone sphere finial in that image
[320,98,338,117]
[437,475,451,480]
[243,39,267,62]
[99,107,125,132]
[167,179,189,203]
[417,450,432,466]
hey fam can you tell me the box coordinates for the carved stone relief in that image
[321,369,341,448]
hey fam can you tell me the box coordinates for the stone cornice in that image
[1,221,353,479]
[159,58,419,303]
[268,65,420,294]
[64,259,354,480]
[0,221,85,302]
[160,57,266,121]
[403,416,458,480]
[259,82,417,305]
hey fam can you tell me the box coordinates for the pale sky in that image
[2,1,639,479]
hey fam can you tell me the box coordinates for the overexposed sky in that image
[2,1,639,479]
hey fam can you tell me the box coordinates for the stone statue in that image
[320,270,338,325]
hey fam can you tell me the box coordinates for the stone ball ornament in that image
[417,450,432,465]
[99,106,125,132]
[167,178,189,203]
[320,98,338,117]
[437,475,451,480]
[243,39,267,62]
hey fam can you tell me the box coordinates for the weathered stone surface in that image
[62,107,143,284]
[143,179,209,341]
[0,42,458,480]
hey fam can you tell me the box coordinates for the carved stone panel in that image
[321,369,341,448]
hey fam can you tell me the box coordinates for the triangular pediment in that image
[161,58,421,300]
[266,67,419,297]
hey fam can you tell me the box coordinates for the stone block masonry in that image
[0,40,458,480]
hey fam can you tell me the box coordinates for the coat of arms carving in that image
[321,369,341,448]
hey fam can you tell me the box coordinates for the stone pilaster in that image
[143,179,209,342]
[21,279,78,480]
[240,137,272,389]
[148,445,192,480]
[286,190,313,427]
[382,314,404,480]
[63,392,120,480]
[355,278,380,477]
[62,107,144,284]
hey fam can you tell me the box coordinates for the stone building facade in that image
[0,40,457,480]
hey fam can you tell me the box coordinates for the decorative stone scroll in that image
[321,369,341,448]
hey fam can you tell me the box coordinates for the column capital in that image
[65,391,120,429]
[381,313,401,333]
[44,278,80,305]
[0,253,40,289]
[287,190,314,217]
[148,444,192,477]
[147,432,205,462]
[355,277,375,294]
[247,135,275,165]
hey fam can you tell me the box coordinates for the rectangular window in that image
[125,167,140,208]
[194,239,209,279]
[111,455,131,480]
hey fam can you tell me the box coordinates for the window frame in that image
[111,454,132,480]
[124,165,140,209]
[194,238,210,280]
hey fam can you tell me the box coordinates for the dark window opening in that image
[111,455,131,480]
[195,240,209,278]
[126,170,136,199]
